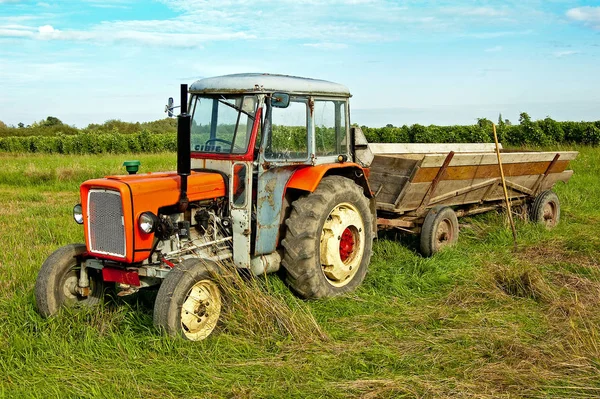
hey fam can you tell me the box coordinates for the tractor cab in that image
[181,74,358,269]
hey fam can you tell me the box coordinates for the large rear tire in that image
[281,176,374,299]
[35,243,105,317]
[153,259,222,341]
[530,190,560,228]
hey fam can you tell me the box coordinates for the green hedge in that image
[361,117,600,146]
[0,117,178,138]
[1,115,598,154]
[0,131,177,154]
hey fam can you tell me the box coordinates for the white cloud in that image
[38,24,55,34]
[0,0,388,46]
[85,3,130,9]
[0,0,573,50]
[442,7,509,18]
[465,7,508,17]
[303,42,348,50]
[485,45,503,53]
[566,7,600,29]
[0,15,44,23]
[82,0,132,6]
[0,20,257,47]
[466,30,532,39]
[553,50,579,58]
[0,28,33,37]
[276,0,378,4]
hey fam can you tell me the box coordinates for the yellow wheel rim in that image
[180,279,221,341]
[320,203,365,287]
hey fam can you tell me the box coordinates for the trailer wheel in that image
[153,259,222,341]
[35,243,105,317]
[420,206,459,257]
[281,176,374,299]
[530,190,560,228]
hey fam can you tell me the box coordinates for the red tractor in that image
[35,74,376,341]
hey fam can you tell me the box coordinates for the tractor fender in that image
[285,162,373,198]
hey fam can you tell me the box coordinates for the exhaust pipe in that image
[177,83,191,211]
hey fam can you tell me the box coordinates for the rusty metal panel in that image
[231,207,251,268]
[254,167,296,255]
[231,161,253,268]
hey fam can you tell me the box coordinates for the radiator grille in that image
[88,189,126,258]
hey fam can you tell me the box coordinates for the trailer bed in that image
[368,143,577,217]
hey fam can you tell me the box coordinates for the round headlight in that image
[73,204,83,224]
[139,212,158,234]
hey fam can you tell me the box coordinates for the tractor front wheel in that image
[153,259,222,341]
[281,176,374,299]
[35,243,105,317]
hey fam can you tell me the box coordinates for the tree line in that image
[0,113,598,154]
[360,113,600,146]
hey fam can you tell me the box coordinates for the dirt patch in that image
[23,163,55,182]
[494,265,555,302]
[331,378,422,399]
[0,202,19,216]
[516,242,599,269]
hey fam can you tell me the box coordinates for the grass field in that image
[0,147,598,398]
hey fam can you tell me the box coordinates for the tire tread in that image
[281,176,374,299]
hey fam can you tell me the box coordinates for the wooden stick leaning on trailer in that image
[493,123,518,249]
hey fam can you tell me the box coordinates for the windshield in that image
[190,95,258,154]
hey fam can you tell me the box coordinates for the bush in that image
[0,132,177,154]
[538,117,564,144]
[0,136,29,152]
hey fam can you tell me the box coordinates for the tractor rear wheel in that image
[35,243,105,317]
[281,176,374,299]
[153,258,222,341]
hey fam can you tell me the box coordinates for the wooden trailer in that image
[362,142,578,256]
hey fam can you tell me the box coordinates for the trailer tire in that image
[530,190,560,228]
[420,206,459,257]
[281,176,374,299]
[35,243,105,317]
[153,259,222,341]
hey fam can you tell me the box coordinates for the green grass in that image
[0,147,599,398]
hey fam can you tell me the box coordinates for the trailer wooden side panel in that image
[369,147,577,216]
[369,155,421,206]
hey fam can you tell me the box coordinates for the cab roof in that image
[189,73,350,97]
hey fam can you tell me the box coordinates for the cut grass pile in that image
[0,147,598,398]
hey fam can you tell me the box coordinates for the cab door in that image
[254,95,313,255]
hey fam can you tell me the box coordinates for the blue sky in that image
[1,0,599,127]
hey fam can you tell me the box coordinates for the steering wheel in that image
[204,138,233,148]
[204,138,246,153]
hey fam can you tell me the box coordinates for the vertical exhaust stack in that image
[177,84,191,211]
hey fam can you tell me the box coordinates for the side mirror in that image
[271,92,290,108]
[166,97,174,117]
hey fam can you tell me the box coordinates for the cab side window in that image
[314,100,347,156]
[266,100,308,160]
